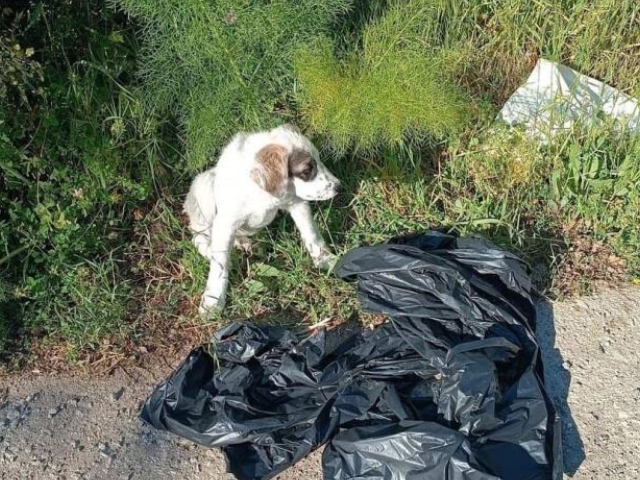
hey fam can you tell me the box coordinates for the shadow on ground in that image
[536,300,586,475]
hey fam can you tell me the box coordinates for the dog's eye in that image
[289,151,318,181]
[297,164,316,181]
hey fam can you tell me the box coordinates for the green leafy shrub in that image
[113,0,353,169]
[440,123,640,278]
[295,0,471,152]
[338,122,640,294]
[0,2,165,362]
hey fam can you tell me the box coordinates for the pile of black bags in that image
[141,232,562,479]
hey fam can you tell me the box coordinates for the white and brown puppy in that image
[184,124,340,314]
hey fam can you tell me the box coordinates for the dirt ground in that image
[1,287,639,480]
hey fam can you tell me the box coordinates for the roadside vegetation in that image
[1,0,639,370]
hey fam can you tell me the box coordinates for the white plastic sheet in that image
[497,58,640,141]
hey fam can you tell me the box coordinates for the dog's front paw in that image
[314,251,339,271]
[198,293,226,316]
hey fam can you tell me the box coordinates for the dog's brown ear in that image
[251,144,289,197]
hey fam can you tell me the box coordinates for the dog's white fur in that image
[184,124,340,314]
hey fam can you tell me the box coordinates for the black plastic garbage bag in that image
[323,421,501,479]
[141,231,562,480]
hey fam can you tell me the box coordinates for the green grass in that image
[135,122,638,333]
[1,0,640,370]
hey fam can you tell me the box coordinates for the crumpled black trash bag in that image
[141,231,562,480]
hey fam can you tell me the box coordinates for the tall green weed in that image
[295,0,471,152]
[114,0,353,169]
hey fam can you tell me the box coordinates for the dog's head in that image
[250,125,340,201]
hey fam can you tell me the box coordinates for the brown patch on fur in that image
[251,144,289,196]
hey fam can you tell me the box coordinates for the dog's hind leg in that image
[184,171,217,258]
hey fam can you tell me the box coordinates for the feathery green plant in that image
[295,0,471,152]
[114,0,352,169]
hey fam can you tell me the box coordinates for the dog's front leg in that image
[199,216,236,314]
[288,202,336,270]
